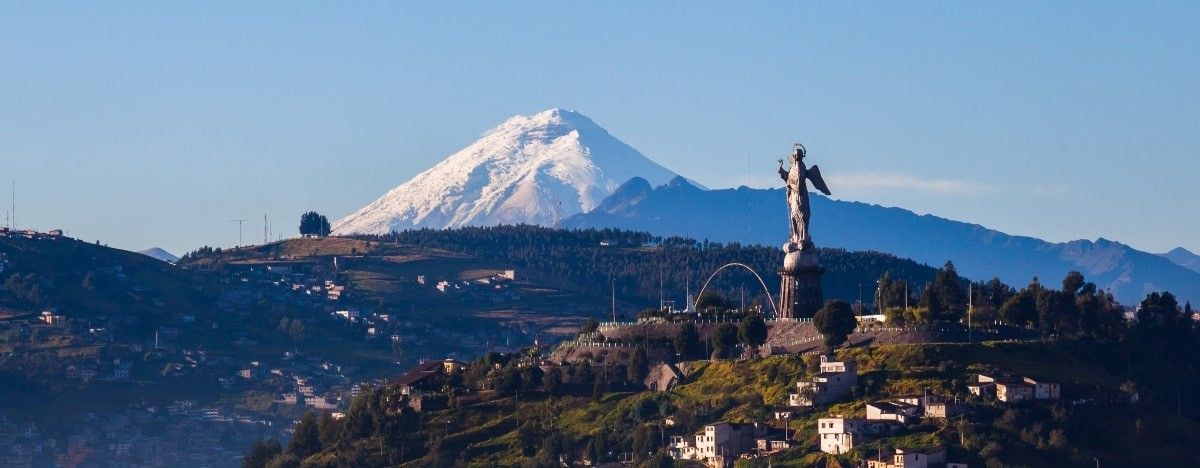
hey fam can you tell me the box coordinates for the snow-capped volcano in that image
[332,108,683,234]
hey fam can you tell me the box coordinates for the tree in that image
[317,412,341,448]
[579,318,599,335]
[298,211,331,237]
[930,261,967,320]
[813,300,857,351]
[628,346,649,384]
[544,367,564,396]
[695,290,730,311]
[242,439,282,468]
[708,323,738,358]
[737,314,768,349]
[631,425,658,462]
[287,412,321,458]
[1061,271,1086,296]
[673,322,700,359]
[1000,291,1038,327]
[492,366,522,397]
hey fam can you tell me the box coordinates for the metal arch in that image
[694,262,779,317]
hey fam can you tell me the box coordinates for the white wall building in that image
[789,356,858,407]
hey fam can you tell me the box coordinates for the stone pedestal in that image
[779,249,824,319]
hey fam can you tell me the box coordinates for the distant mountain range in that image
[563,177,1200,306]
[136,247,179,263]
[1160,247,1200,274]
[331,108,1199,305]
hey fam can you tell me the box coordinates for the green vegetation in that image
[262,335,1200,467]
[814,299,856,350]
[299,211,332,237]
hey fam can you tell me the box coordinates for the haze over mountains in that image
[333,108,1200,305]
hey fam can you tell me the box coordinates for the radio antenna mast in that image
[231,219,247,246]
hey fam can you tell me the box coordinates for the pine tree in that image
[287,412,321,458]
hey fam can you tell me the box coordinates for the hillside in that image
[563,177,1200,305]
[347,225,943,312]
[261,340,1200,467]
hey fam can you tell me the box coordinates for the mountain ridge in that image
[563,178,1200,305]
[1160,247,1200,273]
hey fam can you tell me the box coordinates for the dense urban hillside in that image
[252,259,1200,467]
[254,339,1200,467]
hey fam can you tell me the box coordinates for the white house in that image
[866,400,920,424]
[865,447,948,468]
[789,356,858,407]
[671,422,763,467]
[1023,376,1060,400]
[817,417,864,454]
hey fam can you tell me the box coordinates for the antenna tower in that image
[231,219,247,246]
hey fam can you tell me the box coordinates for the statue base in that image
[779,249,824,319]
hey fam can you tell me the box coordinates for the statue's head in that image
[792,143,806,161]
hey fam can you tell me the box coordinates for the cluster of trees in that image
[2,273,52,306]
[178,245,223,262]
[350,225,939,312]
[244,386,422,467]
[277,317,307,342]
[875,264,1128,341]
[669,314,769,359]
[299,211,332,237]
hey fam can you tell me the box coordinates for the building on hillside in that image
[789,355,857,407]
[996,380,1034,402]
[1023,376,1060,400]
[754,435,794,455]
[923,396,965,419]
[817,417,863,454]
[864,447,948,468]
[644,363,684,391]
[396,359,467,396]
[40,310,66,325]
[816,416,898,455]
[866,400,920,424]
[670,422,764,467]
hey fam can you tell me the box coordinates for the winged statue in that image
[777,143,831,252]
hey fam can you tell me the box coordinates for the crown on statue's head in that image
[792,143,806,159]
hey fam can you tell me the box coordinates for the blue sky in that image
[2,2,1197,256]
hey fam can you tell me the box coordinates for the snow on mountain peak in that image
[331,109,682,235]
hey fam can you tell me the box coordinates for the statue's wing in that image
[807,165,832,195]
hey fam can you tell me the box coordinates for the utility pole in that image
[231,219,247,246]
[611,276,616,323]
[968,282,973,343]
[857,283,863,320]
